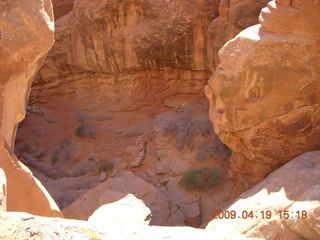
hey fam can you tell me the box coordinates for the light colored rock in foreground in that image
[205,0,320,184]
[0,0,62,217]
[88,194,151,228]
[206,151,320,240]
[63,171,184,226]
[0,211,238,240]
[0,169,6,211]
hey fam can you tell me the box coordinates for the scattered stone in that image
[155,160,169,175]
[99,172,107,182]
[119,163,128,170]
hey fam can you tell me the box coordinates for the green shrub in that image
[96,159,114,174]
[179,167,220,191]
[51,151,59,165]
[75,124,94,138]
[75,124,87,138]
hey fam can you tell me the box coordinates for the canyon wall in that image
[15,0,269,225]
[205,0,320,185]
[0,0,62,217]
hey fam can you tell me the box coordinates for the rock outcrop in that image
[0,169,6,211]
[205,0,320,184]
[40,0,219,78]
[88,194,151,228]
[206,151,320,240]
[62,172,185,226]
[207,0,270,71]
[0,0,62,217]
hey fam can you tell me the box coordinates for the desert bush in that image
[96,159,114,174]
[179,167,220,191]
[51,151,59,165]
[75,123,94,138]
[50,139,71,165]
[160,112,231,160]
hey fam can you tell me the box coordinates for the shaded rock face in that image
[205,0,320,184]
[0,0,62,217]
[52,0,75,19]
[206,151,320,240]
[42,0,219,77]
[207,0,270,71]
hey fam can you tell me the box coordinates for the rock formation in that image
[0,0,62,217]
[63,171,185,226]
[207,0,270,70]
[205,0,320,184]
[206,151,320,240]
[15,0,240,226]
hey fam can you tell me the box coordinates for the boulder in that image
[207,0,270,70]
[0,0,62,217]
[0,169,6,211]
[206,151,320,240]
[88,194,151,228]
[63,171,185,226]
[205,0,320,184]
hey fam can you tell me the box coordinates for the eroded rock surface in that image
[207,0,270,70]
[206,151,320,240]
[63,171,185,226]
[0,0,62,217]
[205,0,320,184]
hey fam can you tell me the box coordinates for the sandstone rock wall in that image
[0,0,62,217]
[205,0,320,184]
[41,0,219,78]
[15,0,278,225]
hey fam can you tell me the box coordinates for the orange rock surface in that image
[205,0,320,184]
[0,0,62,217]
